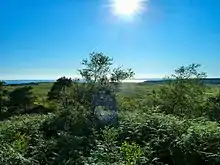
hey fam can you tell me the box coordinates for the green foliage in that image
[8,86,36,114]
[0,114,53,165]
[79,52,113,84]
[0,144,35,165]
[152,64,207,118]
[76,52,135,128]
[180,121,220,164]
[119,141,143,165]
[12,132,29,153]
[0,81,8,112]
[118,112,220,165]
[41,105,91,137]
[83,127,145,165]
[2,56,220,165]
[116,94,145,112]
[78,52,134,90]
[39,105,94,164]
[82,127,120,164]
[70,82,94,108]
[118,112,186,164]
[205,91,220,121]
[47,77,72,107]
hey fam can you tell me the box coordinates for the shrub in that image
[116,94,146,112]
[8,86,36,115]
[205,91,220,121]
[179,121,220,164]
[47,77,72,106]
[40,105,94,164]
[152,64,207,118]
[117,111,220,165]
[119,141,143,165]
[82,126,120,164]
[0,114,53,165]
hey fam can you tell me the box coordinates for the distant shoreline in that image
[2,78,220,85]
[3,80,55,85]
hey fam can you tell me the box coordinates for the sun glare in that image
[110,0,145,18]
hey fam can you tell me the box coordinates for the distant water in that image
[4,80,55,85]
[3,78,164,85]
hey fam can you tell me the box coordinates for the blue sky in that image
[1,0,220,80]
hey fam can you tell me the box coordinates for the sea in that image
[3,78,220,85]
[4,80,55,85]
[3,79,163,85]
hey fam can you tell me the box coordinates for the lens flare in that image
[110,0,146,18]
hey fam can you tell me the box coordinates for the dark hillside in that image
[143,78,220,85]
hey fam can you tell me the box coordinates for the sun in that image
[110,0,145,17]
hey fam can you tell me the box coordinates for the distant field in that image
[6,83,53,99]
[5,82,159,99]
[5,82,220,100]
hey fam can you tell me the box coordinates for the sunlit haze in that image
[110,0,146,17]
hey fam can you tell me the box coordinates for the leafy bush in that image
[0,114,53,165]
[116,94,146,112]
[8,86,36,115]
[179,121,220,165]
[205,91,220,121]
[119,141,143,165]
[82,126,144,165]
[0,81,9,120]
[47,77,73,108]
[117,111,220,165]
[151,64,207,118]
[40,105,94,164]
[82,127,120,164]
[2,55,220,165]
[118,112,187,164]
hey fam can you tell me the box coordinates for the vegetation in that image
[47,76,73,108]
[150,64,207,118]
[1,52,220,165]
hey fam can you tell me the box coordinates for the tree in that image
[78,52,134,90]
[77,52,134,106]
[153,64,207,118]
[8,86,36,114]
[47,52,134,110]
[77,52,135,127]
[47,77,72,107]
[0,81,7,112]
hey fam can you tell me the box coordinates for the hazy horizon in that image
[2,77,220,81]
[0,73,166,80]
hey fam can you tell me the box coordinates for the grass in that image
[5,83,53,99]
[5,82,220,100]
[117,83,162,97]
[206,84,220,96]
[32,83,53,99]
